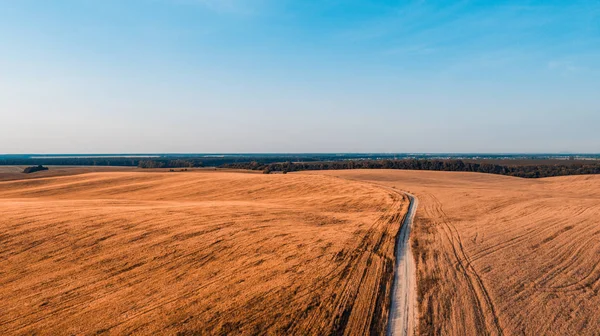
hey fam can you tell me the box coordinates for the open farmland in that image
[0,166,136,182]
[309,170,600,335]
[0,171,408,335]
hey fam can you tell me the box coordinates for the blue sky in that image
[1,0,599,153]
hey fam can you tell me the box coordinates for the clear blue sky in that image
[1,0,599,153]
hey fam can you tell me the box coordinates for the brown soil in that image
[0,171,408,335]
[310,170,600,336]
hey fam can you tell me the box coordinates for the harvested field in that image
[0,166,136,182]
[308,170,600,336]
[0,171,408,335]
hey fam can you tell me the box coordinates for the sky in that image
[1,0,599,153]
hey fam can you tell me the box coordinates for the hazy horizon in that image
[2,1,599,153]
[2,152,599,156]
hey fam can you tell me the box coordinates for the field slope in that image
[0,171,408,335]
[312,170,600,336]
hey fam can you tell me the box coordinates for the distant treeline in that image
[3,156,600,178]
[137,159,203,168]
[0,156,324,168]
[0,158,141,166]
[222,159,600,178]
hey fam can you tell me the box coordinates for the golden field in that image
[0,171,408,335]
[312,170,600,336]
[3,167,600,336]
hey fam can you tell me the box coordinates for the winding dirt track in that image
[387,193,418,336]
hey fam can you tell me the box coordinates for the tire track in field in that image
[426,192,503,336]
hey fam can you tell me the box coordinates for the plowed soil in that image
[0,171,408,335]
[311,170,600,336]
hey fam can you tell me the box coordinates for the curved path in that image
[387,193,418,336]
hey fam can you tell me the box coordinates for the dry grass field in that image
[311,170,600,336]
[0,166,136,182]
[0,171,408,335]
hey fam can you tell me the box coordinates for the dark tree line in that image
[0,158,140,166]
[3,156,600,178]
[221,159,600,178]
[0,156,319,167]
[138,160,203,168]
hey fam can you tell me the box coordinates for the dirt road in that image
[387,193,418,336]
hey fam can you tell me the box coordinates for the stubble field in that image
[0,171,408,335]
[312,170,600,336]
[4,167,599,336]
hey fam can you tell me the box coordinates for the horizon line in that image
[2,153,599,156]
